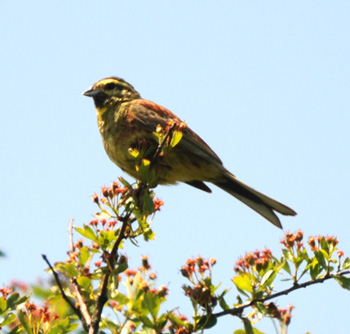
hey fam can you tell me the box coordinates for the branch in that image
[72,278,92,327]
[88,212,131,334]
[42,254,90,332]
[213,269,350,318]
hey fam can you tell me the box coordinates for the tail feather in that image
[214,172,296,228]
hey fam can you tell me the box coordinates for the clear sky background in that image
[1,1,349,333]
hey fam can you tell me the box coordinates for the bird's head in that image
[83,77,141,108]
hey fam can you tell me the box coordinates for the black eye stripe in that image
[105,82,117,91]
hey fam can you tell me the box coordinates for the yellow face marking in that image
[95,78,121,87]
[96,106,108,115]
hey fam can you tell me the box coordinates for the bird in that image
[83,77,296,228]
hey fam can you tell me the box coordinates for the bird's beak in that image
[82,87,99,97]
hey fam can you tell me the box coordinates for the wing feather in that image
[129,100,223,165]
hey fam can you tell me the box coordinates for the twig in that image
[67,218,92,327]
[110,213,131,265]
[151,122,176,164]
[116,311,131,334]
[42,254,90,331]
[213,269,350,318]
[68,218,74,253]
[72,278,92,326]
[88,212,131,334]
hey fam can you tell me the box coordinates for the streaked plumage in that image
[83,77,296,228]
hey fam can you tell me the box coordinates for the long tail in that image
[214,172,296,228]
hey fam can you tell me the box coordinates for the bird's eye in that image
[105,83,117,91]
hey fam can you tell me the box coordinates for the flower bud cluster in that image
[165,120,187,132]
[0,287,12,298]
[234,249,273,273]
[180,256,216,281]
[307,235,338,252]
[167,312,190,334]
[24,302,59,324]
[153,198,164,211]
[181,257,217,309]
[280,230,304,250]
[92,181,128,209]
[265,302,294,325]
[88,218,118,230]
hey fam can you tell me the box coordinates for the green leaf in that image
[75,225,98,242]
[0,297,7,314]
[129,148,140,158]
[138,159,156,185]
[152,131,161,142]
[113,263,128,276]
[6,293,27,310]
[335,275,350,290]
[99,230,117,250]
[342,257,350,270]
[94,211,112,220]
[107,273,120,291]
[233,275,253,293]
[142,190,155,215]
[0,313,16,326]
[17,308,32,334]
[282,248,294,262]
[100,317,120,331]
[6,293,19,309]
[167,312,188,328]
[77,246,90,266]
[114,262,128,275]
[77,276,92,294]
[196,315,217,329]
[110,292,129,306]
[49,317,79,333]
[301,247,311,262]
[170,131,183,148]
[125,271,142,310]
[32,285,52,300]
[142,291,160,319]
[314,250,328,270]
[203,315,217,329]
[58,262,79,278]
[255,302,267,315]
[143,227,155,242]
[141,158,150,168]
[118,177,131,187]
[235,328,266,334]
[320,237,329,253]
[260,270,275,287]
[294,254,306,270]
[140,315,155,328]
[242,317,254,334]
[282,260,291,275]
[218,290,230,311]
[309,262,322,280]
[156,314,168,331]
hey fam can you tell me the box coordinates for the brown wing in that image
[129,99,223,166]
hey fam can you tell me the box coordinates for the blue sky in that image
[1,1,349,333]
